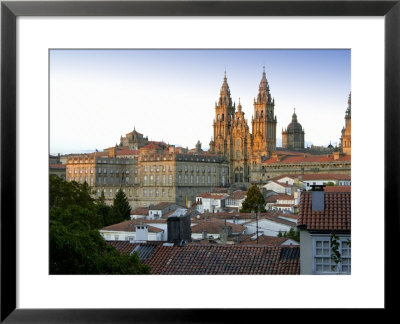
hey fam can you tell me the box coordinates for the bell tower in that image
[251,67,277,161]
[213,71,235,155]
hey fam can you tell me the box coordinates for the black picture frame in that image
[1,0,398,322]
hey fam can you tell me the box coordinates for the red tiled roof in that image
[269,173,351,182]
[106,241,137,254]
[196,192,229,199]
[274,194,295,201]
[239,235,297,246]
[101,219,166,232]
[324,186,351,193]
[227,190,247,200]
[130,207,149,215]
[145,245,299,275]
[263,153,351,165]
[297,189,351,231]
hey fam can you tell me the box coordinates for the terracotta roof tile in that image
[101,219,166,232]
[145,245,300,275]
[297,188,351,231]
[263,154,351,165]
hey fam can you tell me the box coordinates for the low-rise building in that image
[297,186,351,275]
[225,190,247,210]
[99,219,167,242]
[195,192,229,213]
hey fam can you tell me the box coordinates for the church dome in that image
[286,109,303,133]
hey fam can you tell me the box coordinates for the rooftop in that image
[101,219,166,232]
[297,186,351,231]
[263,153,351,165]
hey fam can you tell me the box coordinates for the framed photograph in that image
[1,0,398,321]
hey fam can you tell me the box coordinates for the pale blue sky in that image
[50,49,350,154]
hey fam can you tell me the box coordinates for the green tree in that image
[240,184,266,213]
[96,190,114,227]
[282,227,300,242]
[111,188,131,224]
[49,175,149,274]
[326,182,335,186]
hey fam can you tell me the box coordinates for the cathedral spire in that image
[257,67,270,104]
[218,70,232,107]
[346,92,351,118]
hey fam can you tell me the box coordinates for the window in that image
[114,235,119,241]
[313,236,351,274]
[169,175,172,185]
[162,175,166,185]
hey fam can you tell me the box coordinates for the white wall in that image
[244,219,293,236]
[99,229,163,242]
[263,182,286,194]
[299,230,313,275]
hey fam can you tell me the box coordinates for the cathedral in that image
[209,68,277,184]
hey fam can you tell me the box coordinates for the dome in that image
[286,109,303,133]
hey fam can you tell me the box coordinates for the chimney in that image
[311,185,325,211]
[135,224,148,242]
[167,213,192,245]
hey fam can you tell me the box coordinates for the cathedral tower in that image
[230,99,252,183]
[340,92,351,155]
[251,67,277,162]
[213,72,235,156]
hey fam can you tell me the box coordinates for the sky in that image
[49,49,351,154]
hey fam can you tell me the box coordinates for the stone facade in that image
[66,140,228,209]
[211,68,277,185]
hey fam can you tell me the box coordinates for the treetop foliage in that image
[49,175,149,274]
[240,184,266,213]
